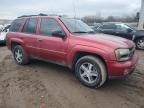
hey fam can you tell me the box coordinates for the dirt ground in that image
[0,46,144,108]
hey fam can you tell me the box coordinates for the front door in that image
[37,18,68,64]
[115,24,134,40]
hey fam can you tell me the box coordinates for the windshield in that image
[125,24,137,31]
[116,23,136,32]
[60,18,94,33]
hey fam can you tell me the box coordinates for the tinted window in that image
[60,18,93,33]
[116,24,131,31]
[100,24,116,30]
[10,19,24,32]
[22,18,37,34]
[40,18,64,36]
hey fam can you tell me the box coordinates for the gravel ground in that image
[0,46,144,108]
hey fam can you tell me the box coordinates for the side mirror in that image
[127,29,133,33]
[52,30,66,38]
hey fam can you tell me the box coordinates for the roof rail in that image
[18,13,48,18]
[17,13,63,18]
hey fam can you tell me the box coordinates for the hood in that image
[73,33,135,49]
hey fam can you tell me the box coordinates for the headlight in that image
[115,49,130,62]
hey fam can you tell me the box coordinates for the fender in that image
[10,38,25,50]
[66,45,111,66]
[134,36,144,42]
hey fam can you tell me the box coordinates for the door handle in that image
[38,39,43,42]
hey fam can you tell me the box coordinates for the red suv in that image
[6,15,138,88]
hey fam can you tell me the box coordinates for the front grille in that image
[129,47,135,58]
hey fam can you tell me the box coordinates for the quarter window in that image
[40,18,64,36]
[22,18,37,34]
[10,19,24,32]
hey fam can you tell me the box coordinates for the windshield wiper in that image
[72,31,96,34]
[72,31,88,33]
[88,31,95,34]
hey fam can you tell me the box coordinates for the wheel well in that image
[11,42,21,50]
[72,52,107,71]
[135,37,144,42]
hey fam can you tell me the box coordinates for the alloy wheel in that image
[137,39,144,49]
[14,48,23,63]
[79,62,99,84]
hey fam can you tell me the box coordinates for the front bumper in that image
[106,53,138,78]
[0,40,6,44]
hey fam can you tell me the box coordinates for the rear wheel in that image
[75,55,107,88]
[12,45,29,65]
[136,38,144,50]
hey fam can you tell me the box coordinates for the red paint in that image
[6,16,138,78]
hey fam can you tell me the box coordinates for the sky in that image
[0,0,141,19]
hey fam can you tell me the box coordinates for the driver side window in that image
[40,18,64,36]
[116,25,127,32]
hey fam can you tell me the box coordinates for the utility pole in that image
[138,0,144,30]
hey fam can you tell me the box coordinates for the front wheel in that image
[75,55,107,88]
[136,38,144,50]
[12,45,29,65]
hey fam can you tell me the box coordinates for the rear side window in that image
[10,19,24,32]
[22,18,37,34]
[100,24,116,30]
[40,18,63,36]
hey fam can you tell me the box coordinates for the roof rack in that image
[18,13,62,18]
[18,13,48,18]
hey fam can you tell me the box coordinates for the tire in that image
[136,38,144,50]
[12,45,29,65]
[75,55,107,88]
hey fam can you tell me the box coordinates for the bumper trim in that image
[0,40,6,44]
[108,67,136,79]
[106,53,138,78]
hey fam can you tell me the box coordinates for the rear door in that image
[20,18,39,57]
[37,18,68,64]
